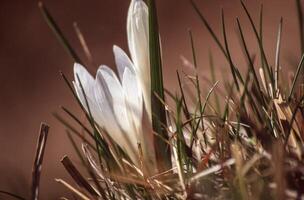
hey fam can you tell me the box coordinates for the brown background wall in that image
[0,0,301,199]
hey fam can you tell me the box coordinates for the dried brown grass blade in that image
[31,123,49,200]
[61,156,100,198]
[55,179,90,200]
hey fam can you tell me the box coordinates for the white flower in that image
[73,0,157,174]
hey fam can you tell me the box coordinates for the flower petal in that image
[122,67,143,136]
[95,65,139,163]
[113,45,135,82]
[127,0,151,119]
[73,63,103,125]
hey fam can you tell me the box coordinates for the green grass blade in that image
[177,70,191,123]
[275,18,283,93]
[221,9,240,90]
[190,0,244,85]
[209,51,221,113]
[240,1,274,89]
[189,30,205,143]
[296,0,304,55]
[66,130,86,166]
[148,0,171,171]
[53,112,97,151]
[38,2,83,65]
[61,106,93,138]
[222,82,234,121]
[190,0,225,56]
[285,95,304,147]
[288,53,304,101]
[175,97,189,178]
[75,75,114,166]
[189,30,198,69]
[236,18,263,99]
[259,4,264,68]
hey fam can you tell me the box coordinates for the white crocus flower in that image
[73,0,157,174]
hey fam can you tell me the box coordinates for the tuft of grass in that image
[33,0,304,199]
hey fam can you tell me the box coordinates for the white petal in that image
[73,63,103,125]
[122,67,143,136]
[127,0,151,120]
[97,66,131,131]
[113,45,135,82]
[73,63,95,105]
[95,65,139,163]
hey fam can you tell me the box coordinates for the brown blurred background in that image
[0,0,301,199]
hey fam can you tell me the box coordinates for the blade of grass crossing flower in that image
[60,71,88,116]
[288,53,304,101]
[60,71,112,167]
[61,71,112,166]
[148,0,171,171]
[296,0,304,55]
[221,9,239,90]
[275,18,283,94]
[76,75,116,171]
[38,2,83,65]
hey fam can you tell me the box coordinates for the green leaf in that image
[147,0,171,172]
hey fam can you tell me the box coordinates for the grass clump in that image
[15,0,304,199]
